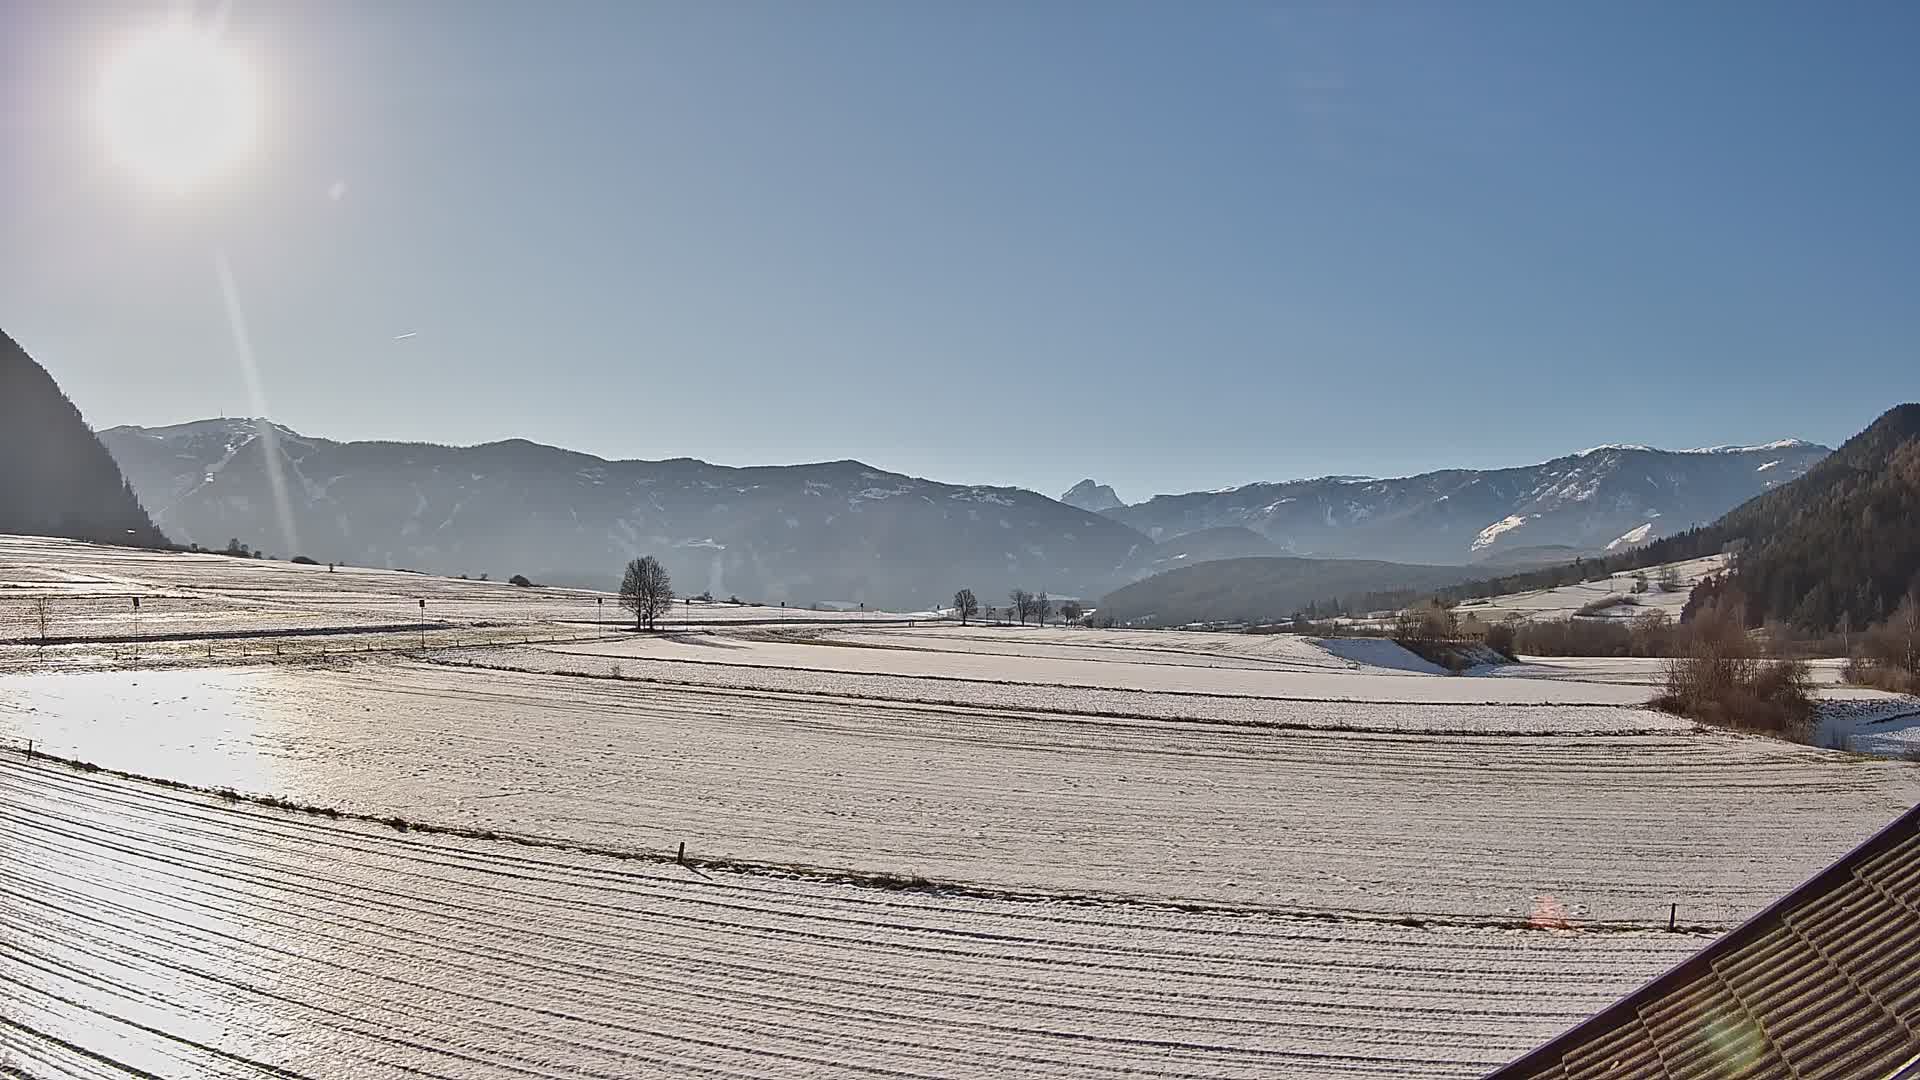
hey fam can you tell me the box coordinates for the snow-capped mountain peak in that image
[1099,439,1830,563]
[1680,438,1819,454]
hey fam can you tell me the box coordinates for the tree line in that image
[950,587,1083,627]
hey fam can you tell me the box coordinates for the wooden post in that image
[1669,903,1677,931]
[677,841,687,867]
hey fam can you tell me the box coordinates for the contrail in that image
[392,331,417,341]
[214,249,301,557]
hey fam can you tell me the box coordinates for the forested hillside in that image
[1096,556,1479,627]
[1376,405,1920,632]
[1701,403,1920,630]
[0,329,165,547]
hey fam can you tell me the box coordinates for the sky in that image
[3,1,1916,502]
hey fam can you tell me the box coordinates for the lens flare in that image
[98,23,260,191]
[215,251,300,557]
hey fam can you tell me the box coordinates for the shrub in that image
[1392,600,1455,645]
[1843,654,1920,694]
[290,555,318,565]
[1652,601,1815,739]
[1513,618,1635,657]
[1576,594,1636,616]
[1483,620,1518,661]
[509,574,533,588]
[1842,596,1920,692]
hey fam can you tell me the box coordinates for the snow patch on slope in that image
[1472,514,1531,551]
[1606,523,1655,550]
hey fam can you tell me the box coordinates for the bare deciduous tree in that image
[1058,600,1084,625]
[1034,591,1052,627]
[31,597,51,644]
[952,588,979,626]
[619,556,674,631]
[1008,589,1031,626]
[1393,599,1455,644]
[1863,594,1920,676]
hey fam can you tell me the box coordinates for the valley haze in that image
[102,416,1825,611]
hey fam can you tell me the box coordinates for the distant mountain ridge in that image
[101,415,1840,614]
[1095,441,1829,565]
[0,329,164,548]
[100,419,1147,609]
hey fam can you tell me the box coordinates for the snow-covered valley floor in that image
[3,538,1918,1078]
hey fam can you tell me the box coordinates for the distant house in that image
[1489,802,1920,1079]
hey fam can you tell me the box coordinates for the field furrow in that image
[0,756,1699,1080]
[4,662,1915,923]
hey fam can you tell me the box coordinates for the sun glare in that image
[98,24,260,191]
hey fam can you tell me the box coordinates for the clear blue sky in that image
[3,1,1915,501]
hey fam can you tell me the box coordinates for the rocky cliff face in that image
[1060,479,1124,513]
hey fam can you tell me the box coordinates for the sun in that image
[98,24,260,191]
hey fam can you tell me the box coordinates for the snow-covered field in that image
[1489,654,1866,688]
[4,661,1915,925]
[4,540,1919,1078]
[439,645,1683,729]
[0,756,1703,1080]
[0,535,932,668]
[543,630,1655,704]
[1451,554,1729,624]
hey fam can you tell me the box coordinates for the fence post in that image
[1669,903,1677,931]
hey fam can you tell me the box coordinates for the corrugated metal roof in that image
[1488,803,1920,1080]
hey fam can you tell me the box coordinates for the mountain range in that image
[98,419,1152,609]
[1069,441,1828,565]
[97,418,1831,610]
